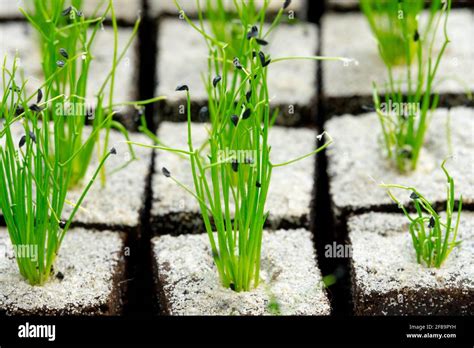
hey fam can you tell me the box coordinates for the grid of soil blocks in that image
[152,228,330,315]
[321,9,474,116]
[325,107,474,236]
[0,22,139,129]
[348,212,473,315]
[0,0,473,321]
[150,0,307,19]
[156,18,319,126]
[0,228,126,315]
[151,122,318,235]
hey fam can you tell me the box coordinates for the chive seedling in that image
[362,0,452,172]
[0,58,113,285]
[380,159,462,268]
[21,0,165,188]
[133,0,344,292]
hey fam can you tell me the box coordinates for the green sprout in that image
[0,58,113,285]
[362,0,452,172]
[20,0,164,188]
[132,0,344,292]
[380,159,462,268]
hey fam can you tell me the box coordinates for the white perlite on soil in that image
[0,228,125,315]
[81,0,142,22]
[152,228,331,315]
[321,9,474,98]
[0,0,24,18]
[348,212,474,315]
[62,128,153,229]
[326,107,474,221]
[151,122,318,234]
[150,0,307,18]
[0,23,138,108]
[156,19,318,124]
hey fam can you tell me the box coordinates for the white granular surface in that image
[152,228,331,315]
[151,122,317,226]
[63,127,153,228]
[0,228,124,315]
[348,211,474,294]
[326,107,474,218]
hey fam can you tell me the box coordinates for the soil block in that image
[0,228,126,315]
[62,128,153,233]
[348,211,474,315]
[81,0,142,24]
[325,107,474,234]
[150,0,307,19]
[152,228,331,315]
[0,22,139,129]
[156,18,318,126]
[151,122,318,235]
[321,9,474,116]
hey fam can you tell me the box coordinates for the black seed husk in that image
[414,30,419,42]
[283,0,291,9]
[258,51,266,66]
[212,75,221,87]
[199,106,209,121]
[231,114,239,126]
[29,104,43,113]
[247,25,258,39]
[36,89,43,103]
[19,135,26,148]
[256,181,261,188]
[231,160,239,172]
[410,192,419,200]
[233,57,242,70]
[256,38,268,46]
[245,90,252,102]
[162,167,171,177]
[229,283,236,291]
[56,271,64,280]
[62,6,72,16]
[242,108,251,119]
[59,220,66,229]
[110,147,117,155]
[56,60,65,68]
[29,131,36,143]
[428,216,435,228]
[59,48,69,59]
[15,106,24,116]
[175,84,189,91]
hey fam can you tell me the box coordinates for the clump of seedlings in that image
[0,59,114,285]
[134,0,344,292]
[380,160,462,268]
[21,0,163,188]
[362,0,452,172]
